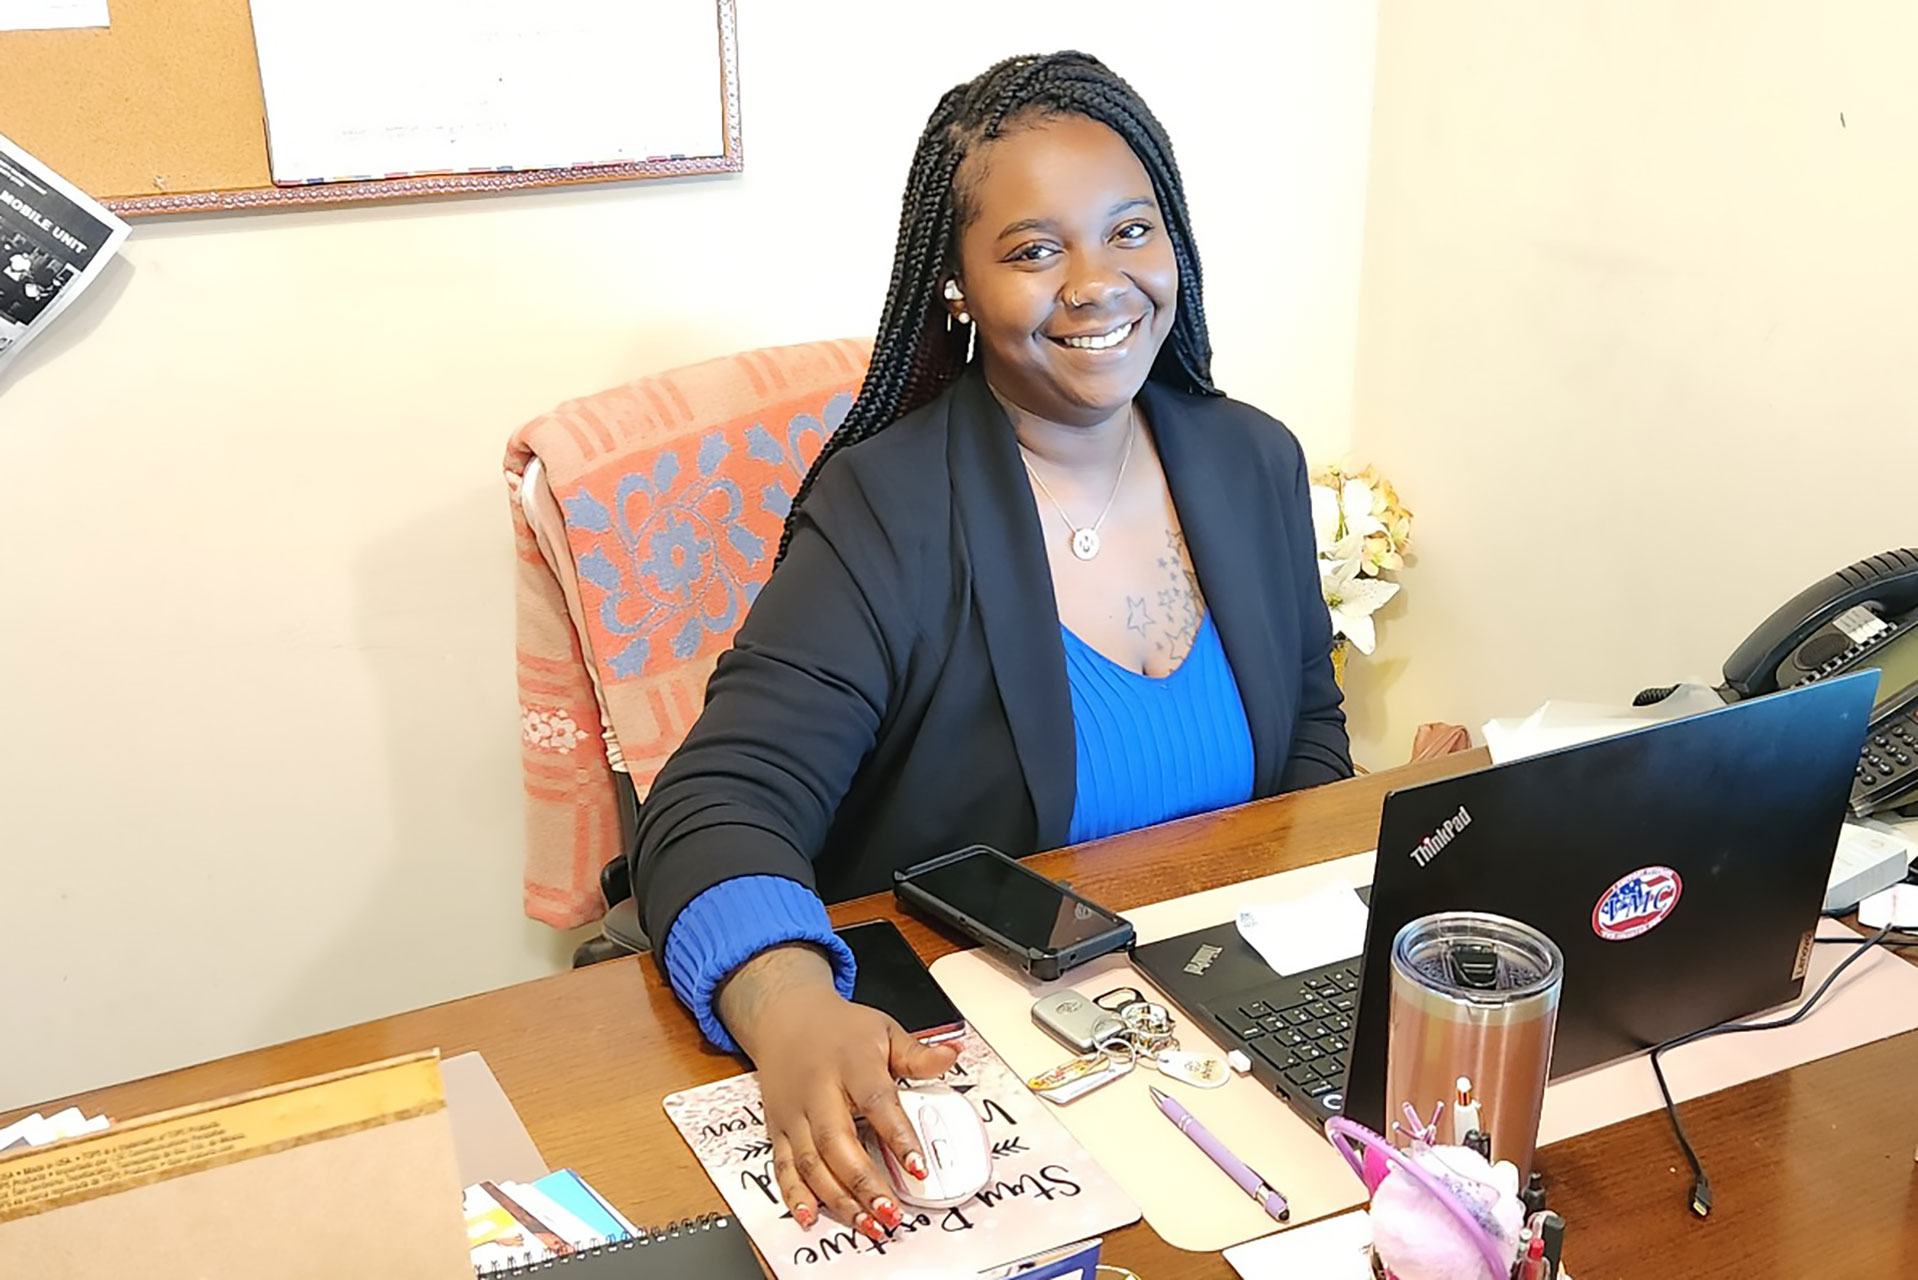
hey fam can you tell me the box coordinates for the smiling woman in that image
[629,51,1352,1239]
[952,117,1178,426]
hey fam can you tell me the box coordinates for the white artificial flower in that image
[1312,475,1385,552]
[1310,482,1343,554]
[1319,546,1359,591]
[1322,556,1400,655]
[1340,477,1386,540]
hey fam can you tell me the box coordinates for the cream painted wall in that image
[1346,1,1918,765]
[0,3,1378,1108]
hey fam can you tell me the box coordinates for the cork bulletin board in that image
[0,0,741,218]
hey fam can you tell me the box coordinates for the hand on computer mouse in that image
[718,943,960,1241]
[862,1084,993,1209]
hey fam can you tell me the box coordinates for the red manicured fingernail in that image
[873,1197,904,1229]
[792,1204,816,1229]
[904,1152,928,1179]
[856,1212,886,1241]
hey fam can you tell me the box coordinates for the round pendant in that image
[1070,528,1101,560]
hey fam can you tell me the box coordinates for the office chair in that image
[505,339,871,965]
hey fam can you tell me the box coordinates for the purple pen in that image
[1148,1086,1290,1221]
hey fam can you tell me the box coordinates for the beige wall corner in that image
[1348,0,1918,767]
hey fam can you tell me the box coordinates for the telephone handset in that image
[1721,548,1918,817]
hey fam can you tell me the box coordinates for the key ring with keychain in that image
[1024,986,1231,1101]
[1091,986,1179,1052]
[1099,986,1232,1086]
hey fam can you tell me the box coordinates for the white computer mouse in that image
[861,1083,992,1209]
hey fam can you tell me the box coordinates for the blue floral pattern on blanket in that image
[563,392,848,679]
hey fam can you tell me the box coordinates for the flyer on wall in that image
[0,130,128,373]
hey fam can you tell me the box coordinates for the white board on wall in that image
[249,0,727,183]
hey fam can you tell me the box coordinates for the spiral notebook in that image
[473,1215,764,1278]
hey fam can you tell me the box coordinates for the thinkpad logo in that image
[1184,943,1223,975]
[1410,805,1473,867]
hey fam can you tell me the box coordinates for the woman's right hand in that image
[717,943,960,1241]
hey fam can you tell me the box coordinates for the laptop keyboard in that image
[1210,965,1360,1099]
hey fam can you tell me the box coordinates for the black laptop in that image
[1131,672,1876,1136]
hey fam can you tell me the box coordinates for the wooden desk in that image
[11,754,1916,1278]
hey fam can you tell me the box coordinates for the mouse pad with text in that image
[663,1031,1139,1280]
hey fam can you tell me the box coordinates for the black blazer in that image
[634,368,1352,946]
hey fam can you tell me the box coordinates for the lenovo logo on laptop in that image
[1409,805,1473,867]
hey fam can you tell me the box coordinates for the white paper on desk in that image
[1481,682,1727,764]
[1859,882,1918,929]
[1236,884,1370,977]
[247,0,725,183]
[0,1108,107,1152]
[0,1114,45,1151]
[43,1106,81,1127]
[1225,1210,1574,1280]
[0,0,108,31]
[1224,1210,1373,1280]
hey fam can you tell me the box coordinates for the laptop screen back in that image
[1340,672,1875,1136]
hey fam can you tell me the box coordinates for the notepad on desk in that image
[469,1216,763,1279]
[465,1169,764,1278]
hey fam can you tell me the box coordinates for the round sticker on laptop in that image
[1591,866,1683,940]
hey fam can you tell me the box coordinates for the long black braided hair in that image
[777,50,1219,561]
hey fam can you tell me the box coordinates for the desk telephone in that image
[1704,548,1918,818]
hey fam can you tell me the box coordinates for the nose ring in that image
[1067,289,1084,307]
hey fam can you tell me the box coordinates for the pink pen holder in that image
[1326,1117,1517,1280]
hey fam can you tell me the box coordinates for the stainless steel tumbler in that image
[1387,911,1564,1183]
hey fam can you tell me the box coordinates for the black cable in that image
[1649,921,1893,1217]
[1815,908,1917,948]
[1815,934,1918,948]
[1817,906,1916,946]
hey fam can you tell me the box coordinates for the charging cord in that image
[1650,921,1893,1217]
[1818,904,1917,948]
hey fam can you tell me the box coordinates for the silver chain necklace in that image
[1018,408,1138,561]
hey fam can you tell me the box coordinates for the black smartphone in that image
[838,919,967,1044]
[893,845,1135,982]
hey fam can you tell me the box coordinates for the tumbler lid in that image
[1391,911,1564,1005]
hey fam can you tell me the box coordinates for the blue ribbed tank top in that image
[1061,611,1255,845]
